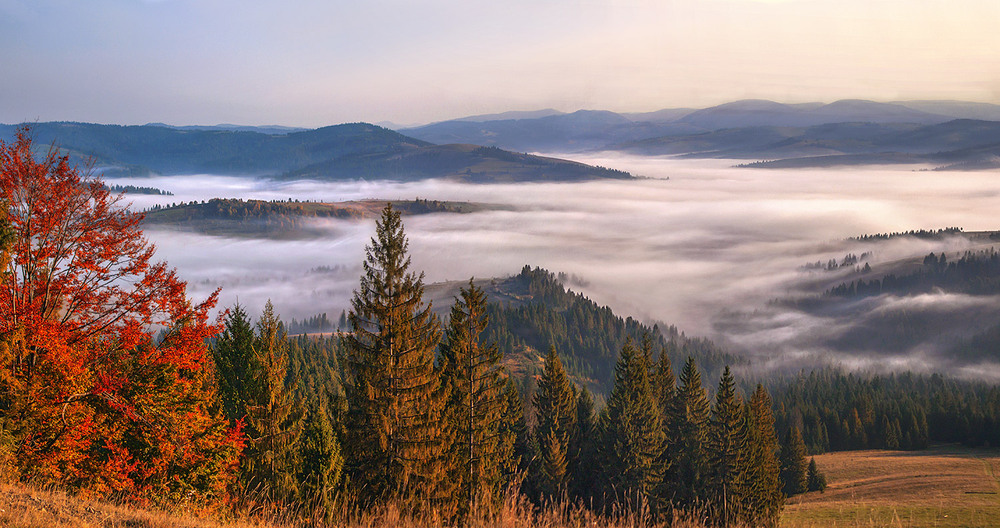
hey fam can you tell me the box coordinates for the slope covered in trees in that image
[143,198,506,239]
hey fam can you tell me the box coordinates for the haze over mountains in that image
[402,99,1000,169]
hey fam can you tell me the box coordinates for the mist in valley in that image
[110,156,1000,380]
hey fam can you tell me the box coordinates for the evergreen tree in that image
[707,366,746,526]
[213,304,257,430]
[298,399,344,519]
[533,347,577,498]
[439,280,509,515]
[245,300,304,504]
[569,386,597,501]
[669,356,712,508]
[806,457,826,493]
[343,204,446,509]
[738,384,783,528]
[498,377,533,494]
[780,426,808,497]
[650,349,677,514]
[597,340,664,511]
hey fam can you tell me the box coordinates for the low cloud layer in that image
[110,156,1000,379]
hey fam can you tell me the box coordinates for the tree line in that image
[205,204,791,525]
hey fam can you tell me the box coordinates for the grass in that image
[781,444,1000,527]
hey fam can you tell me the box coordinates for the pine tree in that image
[780,426,808,497]
[707,366,746,526]
[739,384,783,528]
[439,280,509,515]
[213,304,257,430]
[806,457,826,493]
[669,356,712,508]
[598,340,664,511]
[298,399,344,520]
[533,347,577,498]
[569,387,596,501]
[650,349,677,514]
[344,204,446,509]
[498,377,533,494]
[244,300,304,504]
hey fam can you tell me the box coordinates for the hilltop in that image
[0,122,633,182]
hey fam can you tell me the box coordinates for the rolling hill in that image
[0,122,633,182]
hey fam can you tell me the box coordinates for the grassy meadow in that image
[781,445,1000,527]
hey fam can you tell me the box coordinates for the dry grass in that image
[781,444,1000,527]
[0,479,724,528]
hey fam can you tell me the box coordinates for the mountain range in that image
[0,122,631,182]
[401,99,1000,169]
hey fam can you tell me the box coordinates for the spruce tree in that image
[344,204,446,509]
[245,300,304,504]
[213,304,256,429]
[780,426,808,497]
[533,347,576,498]
[597,340,664,511]
[669,356,712,508]
[651,349,677,514]
[439,280,509,515]
[298,399,344,519]
[569,387,596,501]
[498,377,533,494]
[806,457,826,493]
[707,366,746,526]
[739,384,783,528]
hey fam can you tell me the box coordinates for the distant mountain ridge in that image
[0,121,631,182]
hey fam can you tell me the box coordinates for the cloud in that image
[109,155,1000,378]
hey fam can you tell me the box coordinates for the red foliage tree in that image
[0,126,240,506]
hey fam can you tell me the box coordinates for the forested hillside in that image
[143,197,504,238]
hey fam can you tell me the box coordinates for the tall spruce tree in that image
[597,340,664,510]
[212,302,303,504]
[739,384,783,528]
[533,347,577,498]
[439,280,509,515]
[569,387,597,501]
[651,348,677,514]
[707,366,746,526]
[780,426,809,497]
[344,204,446,509]
[245,301,304,504]
[669,356,712,508]
[298,399,344,519]
[498,377,533,495]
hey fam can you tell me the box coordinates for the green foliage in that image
[668,356,712,506]
[806,457,827,493]
[438,280,510,515]
[596,341,664,509]
[707,366,746,525]
[568,387,597,501]
[533,347,577,498]
[483,266,736,393]
[343,204,447,510]
[780,426,808,497]
[297,399,344,519]
[738,385,784,528]
[212,301,304,504]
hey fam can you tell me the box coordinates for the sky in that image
[2,0,999,127]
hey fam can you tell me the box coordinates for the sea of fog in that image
[107,156,1000,378]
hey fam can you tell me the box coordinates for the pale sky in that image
[2,0,998,127]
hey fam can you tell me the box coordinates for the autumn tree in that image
[0,126,239,504]
[343,204,447,510]
[438,280,509,515]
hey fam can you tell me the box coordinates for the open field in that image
[781,445,1000,527]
